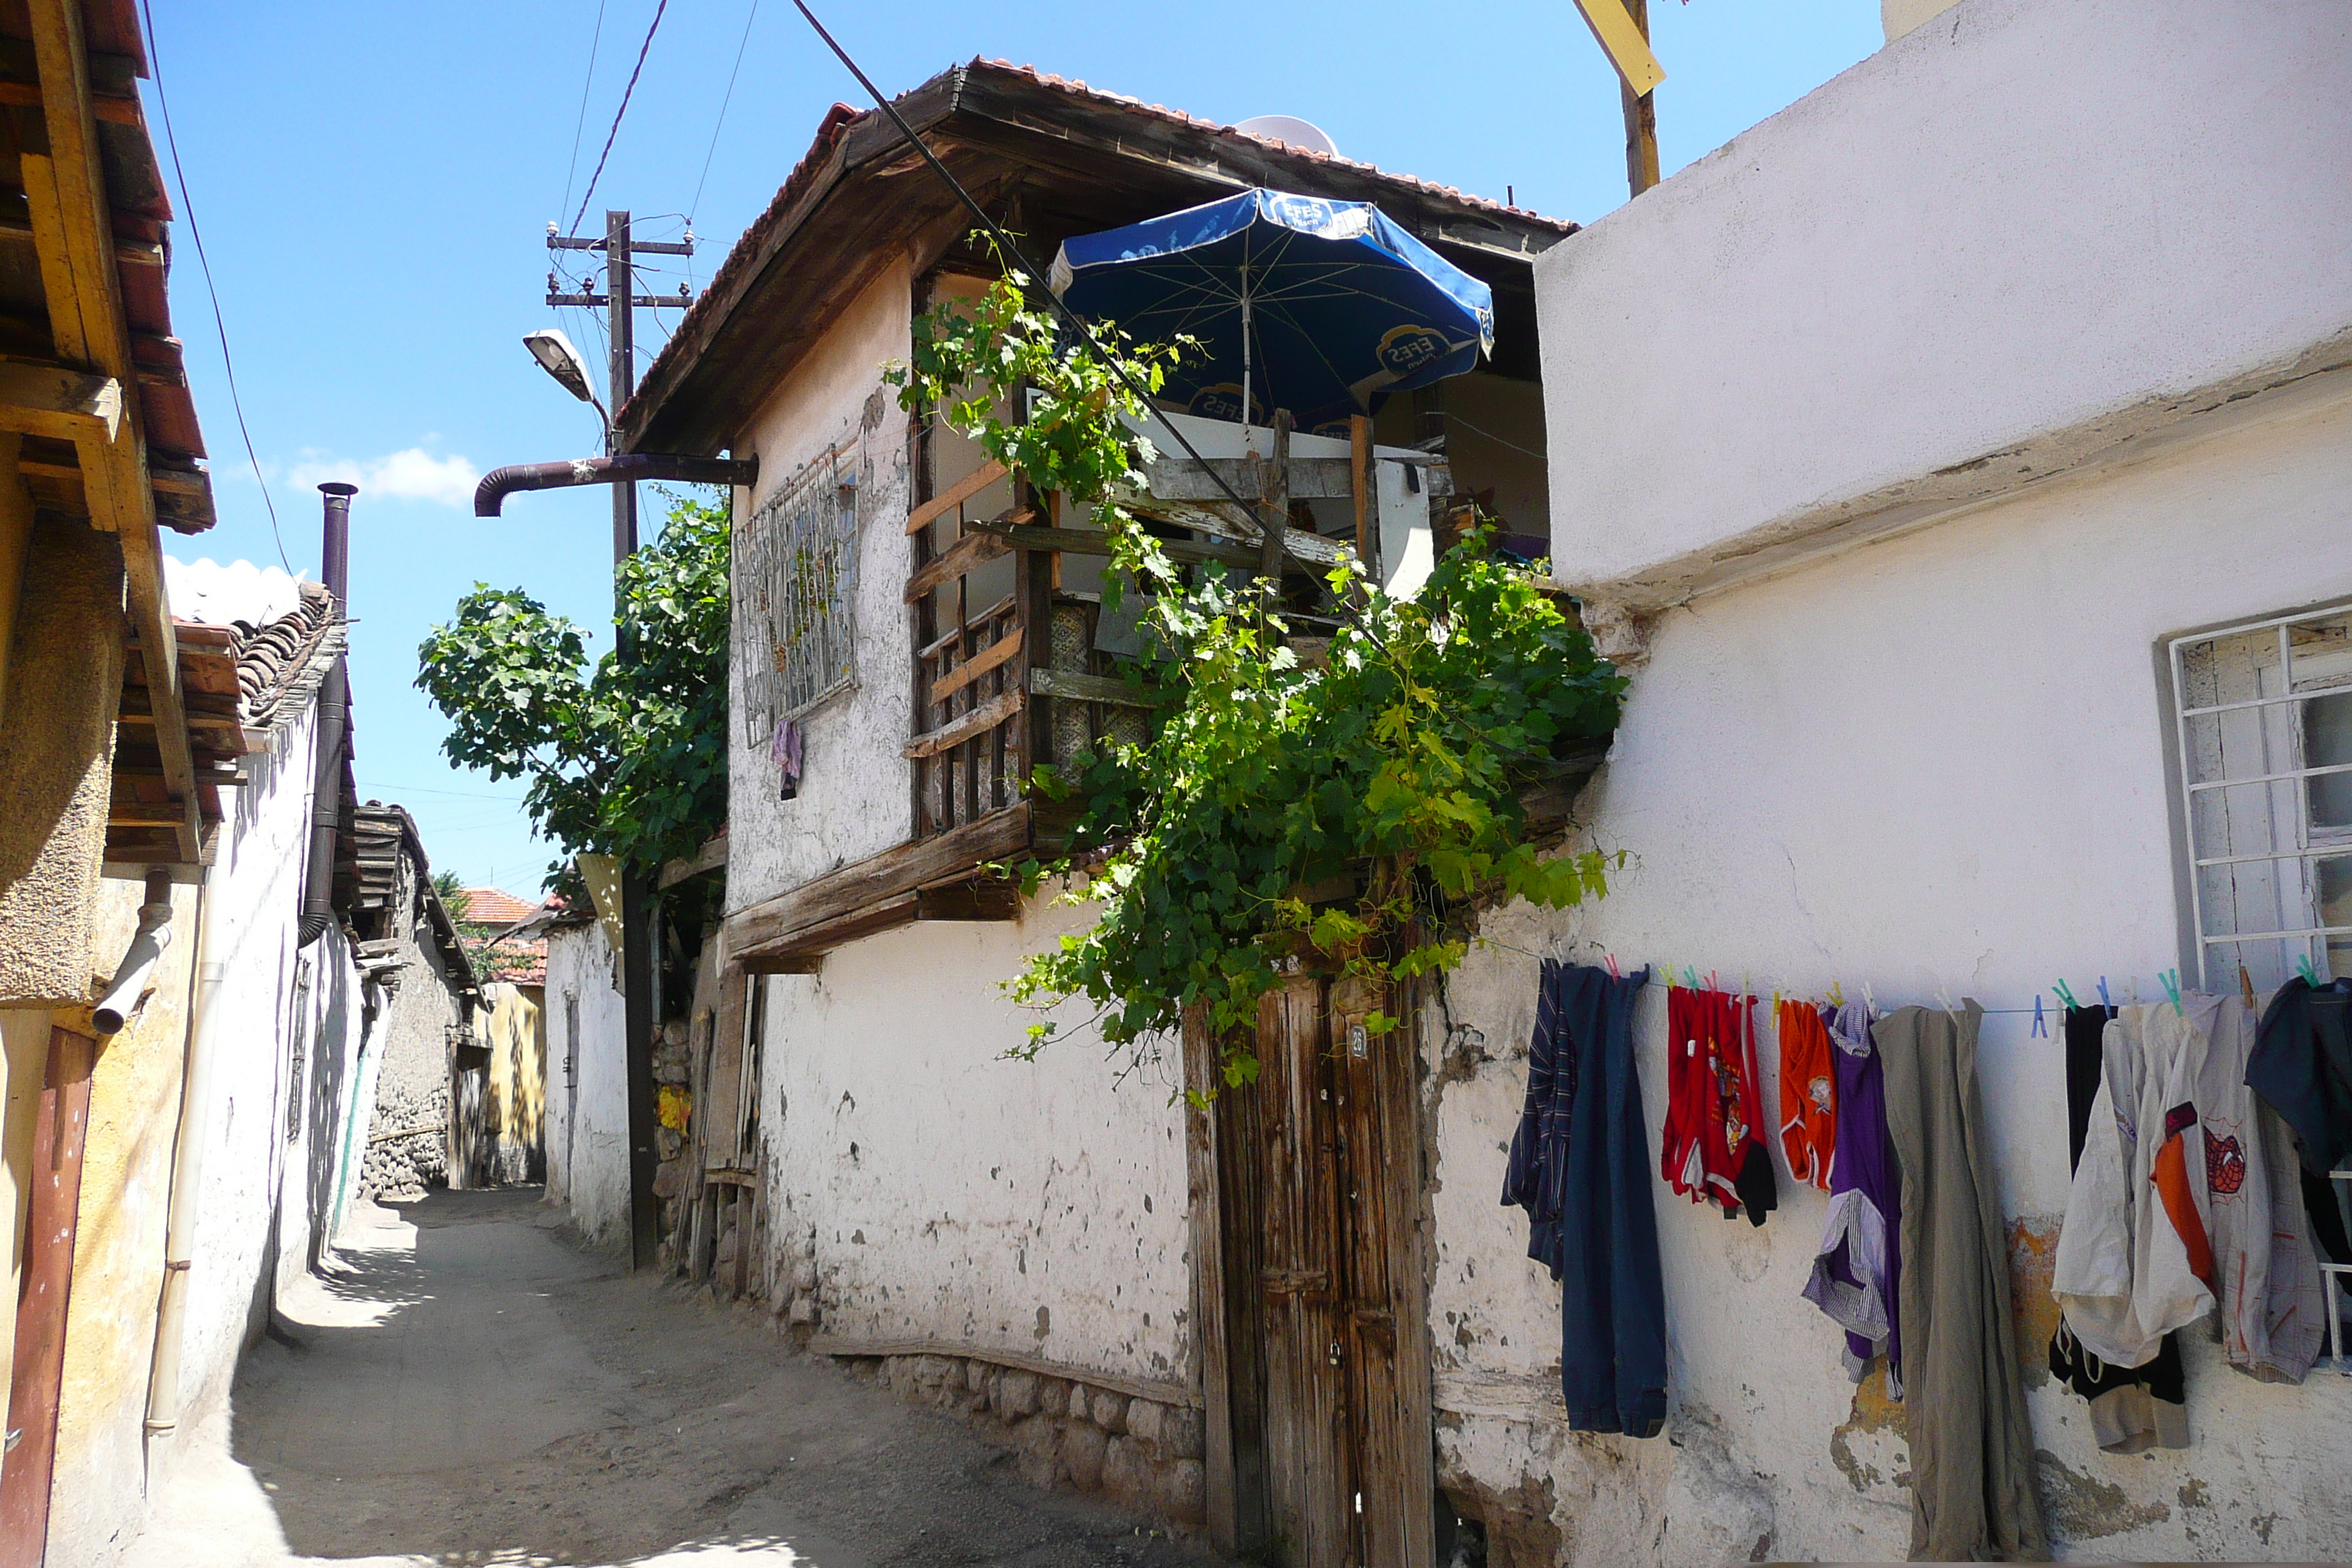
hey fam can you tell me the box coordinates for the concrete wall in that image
[751,894,1194,1392]
[726,259,915,911]
[1536,0,2352,603]
[48,690,373,1565]
[1428,380,2352,1564]
[543,920,628,1243]
[358,859,470,1198]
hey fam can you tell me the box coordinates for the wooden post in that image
[0,1026,99,1564]
[1621,0,1662,197]
[1348,414,1375,576]
[1257,410,1292,602]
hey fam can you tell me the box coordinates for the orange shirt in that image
[1778,999,1836,1191]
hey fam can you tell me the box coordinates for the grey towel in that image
[1876,1003,2050,1562]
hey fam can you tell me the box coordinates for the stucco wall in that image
[358,868,470,1198]
[48,693,372,1566]
[727,258,915,911]
[754,895,1193,1392]
[1536,0,2352,592]
[544,920,629,1243]
[1427,387,2352,1562]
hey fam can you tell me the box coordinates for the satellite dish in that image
[1235,115,1340,158]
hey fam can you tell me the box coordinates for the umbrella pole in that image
[1239,268,1254,449]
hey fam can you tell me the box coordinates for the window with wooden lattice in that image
[738,449,860,748]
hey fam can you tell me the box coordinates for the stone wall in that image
[359,852,470,1199]
[838,1350,1205,1533]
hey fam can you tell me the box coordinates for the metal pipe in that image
[472,453,757,517]
[298,485,354,947]
[91,866,175,1035]
[142,876,214,1436]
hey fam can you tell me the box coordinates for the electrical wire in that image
[689,0,761,243]
[558,0,611,228]
[139,0,289,573]
[569,0,672,235]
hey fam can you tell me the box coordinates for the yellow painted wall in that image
[483,981,544,1155]
[0,433,31,731]
[46,875,199,1540]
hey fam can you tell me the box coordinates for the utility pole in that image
[545,210,693,1272]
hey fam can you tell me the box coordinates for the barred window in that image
[2169,599,2352,990]
[739,449,859,746]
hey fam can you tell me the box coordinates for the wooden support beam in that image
[902,521,1013,603]
[0,363,121,443]
[27,0,197,859]
[1616,0,1662,197]
[903,457,1006,535]
[927,625,1022,706]
[903,686,1022,758]
[726,802,1033,960]
[1027,667,1166,709]
[983,519,1262,572]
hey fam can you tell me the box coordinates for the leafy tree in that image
[415,489,731,889]
[889,267,1626,1088]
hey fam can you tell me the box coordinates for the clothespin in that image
[1829,979,1845,1008]
[1684,965,1700,991]
[2053,979,2079,1011]
[2097,975,2112,1011]
[2296,954,2321,987]
[2032,995,2048,1038]
[2238,963,2257,1011]
[1935,984,1959,1021]
[1707,969,1719,995]
[2159,968,2184,1017]
[1605,952,1621,980]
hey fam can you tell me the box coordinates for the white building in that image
[1412,0,2351,1560]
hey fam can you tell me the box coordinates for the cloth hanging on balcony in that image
[1049,187,1494,437]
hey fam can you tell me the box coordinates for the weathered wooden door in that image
[1188,968,1436,1567]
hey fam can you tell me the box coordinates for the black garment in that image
[2050,1001,2184,1451]
[1502,959,1578,1278]
[2247,976,2352,1175]
[1733,1139,1778,1227]
[2247,976,2352,1267]
[1501,963,1665,1437]
[2062,1003,2117,1170]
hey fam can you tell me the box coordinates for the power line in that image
[689,0,761,239]
[569,0,672,234]
[139,0,289,573]
[558,0,611,227]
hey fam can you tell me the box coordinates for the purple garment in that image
[771,716,804,800]
[1801,1002,1905,1398]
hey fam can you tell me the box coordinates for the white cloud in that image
[286,447,481,508]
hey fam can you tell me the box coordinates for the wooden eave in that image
[619,61,1575,456]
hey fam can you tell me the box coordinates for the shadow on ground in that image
[200,1186,1226,1567]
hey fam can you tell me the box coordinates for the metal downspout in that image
[297,484,354,948]
[140,875,214,1436]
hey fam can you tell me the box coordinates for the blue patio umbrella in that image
[1048,188,1494,438]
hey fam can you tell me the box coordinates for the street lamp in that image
[523,329,611,442]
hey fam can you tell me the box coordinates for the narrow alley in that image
[124,1191,1230,1568]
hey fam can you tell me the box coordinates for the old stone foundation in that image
[832,1350,1206,1531]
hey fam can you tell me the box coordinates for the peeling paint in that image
[2033,1450,2169,1540]
[2005,1215,2060,1390]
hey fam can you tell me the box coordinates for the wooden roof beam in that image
[26,0,197,861]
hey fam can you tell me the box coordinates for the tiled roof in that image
[163,557,339,728]
[966,59,1573,230]
[457,887,539,927]
[622,59,1572,450]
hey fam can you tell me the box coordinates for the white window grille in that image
[738,449,860,746]
[2169,599,2352,992]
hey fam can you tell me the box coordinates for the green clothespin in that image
[2159,968,2184,1016]
[2053,979,2079,1012]
[1684,965,1701,991]
[2294,954,2321,986]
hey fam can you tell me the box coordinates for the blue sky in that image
[144,0,1882,896]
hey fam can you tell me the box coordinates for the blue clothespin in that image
[2159,968,2183,1016]
[2097,975,2112,1011]
[2032,995,2048,1038]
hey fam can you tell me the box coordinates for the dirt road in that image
[121,1188,1231,1567]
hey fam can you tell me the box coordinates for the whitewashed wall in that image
[543,919,630,1244]
[753,894,1194,1391]
[727,260,916,911]
[1537,0,2352,599]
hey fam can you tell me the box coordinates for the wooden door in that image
[1188,969,1435,1568]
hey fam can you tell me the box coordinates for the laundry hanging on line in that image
[1659,980,1777,1227]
